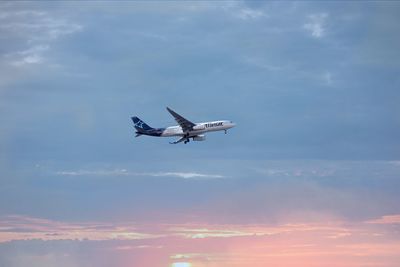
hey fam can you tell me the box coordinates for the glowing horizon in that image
[1,213,399,266]
[1,1,400,266]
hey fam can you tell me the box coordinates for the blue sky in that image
[1,2,400,267]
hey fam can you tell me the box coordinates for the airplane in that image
[131,107,236,144]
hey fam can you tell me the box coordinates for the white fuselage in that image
[161,120,235,137]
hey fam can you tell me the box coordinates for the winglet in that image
[166,107,175,116]
[166,107,182,118]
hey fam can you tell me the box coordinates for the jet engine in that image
[193,124,205,131]
[192,135,206,141]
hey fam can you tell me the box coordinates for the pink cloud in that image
[1,214,400,267]
[366,214,400,225]
[0,215,160,242]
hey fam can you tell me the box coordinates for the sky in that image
[1,1,400,266]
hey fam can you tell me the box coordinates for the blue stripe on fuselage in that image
[136,128,165,137]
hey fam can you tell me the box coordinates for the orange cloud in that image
[0,215,159,243]
[1,214,400,267]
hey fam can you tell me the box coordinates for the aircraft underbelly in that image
[203,126,224,133]
[188,127,225,136]
[160,125,228,137]
[161,127,183,137]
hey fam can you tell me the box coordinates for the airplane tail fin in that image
[131,117,154,133]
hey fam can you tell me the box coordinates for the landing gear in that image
[224,129,227,134]
[183,133,190,144]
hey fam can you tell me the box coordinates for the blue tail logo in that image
[131,116,165,137]
[131,117,153,131]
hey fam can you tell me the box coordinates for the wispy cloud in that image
[322,71,333,86]
[0,9,82,42]
[389,161,400,166]
[0,214,359,244]
[231,3,266,20]
[0,7,82,68]
[256,167,336,178]
[303,13,328,38]
[0,215,159,243]
[5,44,49,67]
[366,214,400,225]
[114,245,163,251]
[171,227,265,239]
[56,169,132,176]
[148,172,224,179]
[170,253,211,260]
[242,56,284,71]
[235,8,265,20]
[2,214,400,266]
[56,169,224,179]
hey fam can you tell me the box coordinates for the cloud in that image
[235,8,265,20]
[0,9,46,20]
[389,161,400,166]
[56,169,131,177]
[171,227,264,239]
[0,215,159,243]
[170,253,210,260]
[4,45,49,67]
[255,166,336,178]
[114,245,163,250]
[366,214,400,225]
[56,169,225,179]
[1,214,400,267]
[303,13,328,38]
[0,6,82,69]
[241,56,284,71]
[0,9,82,42]
[0,214,349,243]
[221,2,266,20]
[148,172,224,179]
[322,71,333,86]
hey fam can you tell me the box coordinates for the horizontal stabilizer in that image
[169,136,187,144]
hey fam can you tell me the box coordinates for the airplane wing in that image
[166,107,196,132]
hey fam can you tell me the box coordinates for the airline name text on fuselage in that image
[205,122,223,128]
